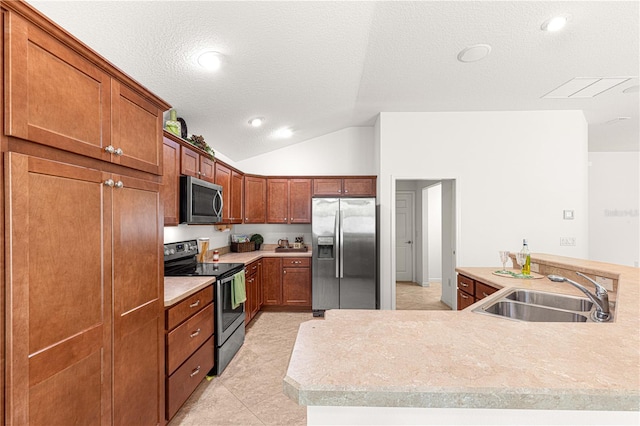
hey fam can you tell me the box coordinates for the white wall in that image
[588,152,640,267]
[236,127,376,176]
[378,111,589,310]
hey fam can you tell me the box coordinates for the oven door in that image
[216,274,245,344]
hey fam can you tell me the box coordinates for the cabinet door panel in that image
[262,258,282,306]
[4,153,111,425]
[230,170,244,223]
[215,163,232,223]
[342,178,375,197]
[112,83,162,174]
[244,176,266,223]
[180,145,199,178]
[112,175,163,424]
[283,268,311,306]
[161,137,180,226]
[313,178,342,196]
[199,156,216,183]
[267,178,288,223]
[6,14,111,162]
[289,179,312,223]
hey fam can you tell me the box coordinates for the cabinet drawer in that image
[245,260,260,275]
[166,286,213,331]
[282,257,310,268]
[457,274,475,296]
[475,282,499,300]
[166,335,215,420]
[457,288,476,310]
[166,303,214,375]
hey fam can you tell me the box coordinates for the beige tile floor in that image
[169,311,314,426]
[170,285,448,425]
[396,281,452,311]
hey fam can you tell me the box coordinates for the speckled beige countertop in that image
[284,255,640,411]
[164,247,312,307]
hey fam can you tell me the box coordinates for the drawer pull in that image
[190,366,201,377]
[460,293,469,299]
[189,300,201,308]
[252,265,257,270]
[460,282,469,287]
[190,328,201,338]
[482,292,490,298]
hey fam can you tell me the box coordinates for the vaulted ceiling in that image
[28,1,639,161]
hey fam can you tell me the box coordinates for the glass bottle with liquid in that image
[520,239,531,275]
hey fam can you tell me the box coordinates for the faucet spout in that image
[547,272,611,322]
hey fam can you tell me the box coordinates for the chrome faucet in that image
[547,272,612,322]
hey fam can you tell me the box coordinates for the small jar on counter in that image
[212,250,219,262]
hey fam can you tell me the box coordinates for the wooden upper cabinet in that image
[180,144,215,183]
[161,137,180,226]
[267,178,311,224]
[230,170,244,224]
[267,178,289,223]
[215,162,243,223]
[289,179,312,223]
[313,177,376,197]
[313,178,342,196]
[111,82,163,175]
[342,178,376,197]
[244,176,266,223]
[5,12,111,162]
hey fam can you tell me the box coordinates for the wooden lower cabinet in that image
[4,153,164,425]
[457,274,499,310]
[165,286,215,421]
[262,257,311,308]
[245,260,262,324]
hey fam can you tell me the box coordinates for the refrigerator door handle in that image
[339,211,344,278]
[335,210,340,279]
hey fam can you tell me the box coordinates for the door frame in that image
[390,177,460,310]
[395,190,415,283]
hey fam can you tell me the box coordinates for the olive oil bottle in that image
[520,239,531,275]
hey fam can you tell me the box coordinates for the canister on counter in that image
[213,250,219,262]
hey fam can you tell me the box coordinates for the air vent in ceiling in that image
[542,77,631,99]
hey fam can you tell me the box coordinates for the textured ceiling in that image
[27,1,639,161]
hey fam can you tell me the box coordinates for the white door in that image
[396,192,414,282]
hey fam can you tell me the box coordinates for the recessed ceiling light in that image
[623,85,639,94]
[197,51,224,71]
[541,15,570,32]
[273,127,293,139]
[248,117,264,127]
[457,44,491,63]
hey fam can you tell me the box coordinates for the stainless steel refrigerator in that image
[312,198,377,316]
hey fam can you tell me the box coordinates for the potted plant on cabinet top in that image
[250,234,264,251]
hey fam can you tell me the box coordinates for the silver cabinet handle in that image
[482,292,490,298]
[104,179,115,187]
[460,293,469,299]
[344,190,348,193]
[190,366,201,377]
[114,147,123,156]
[190,328,201,338]
[104,145,115,154]
[460,282,469,287]
[114,181,124,189]
[283,270,287,274]
[189,300,200,308]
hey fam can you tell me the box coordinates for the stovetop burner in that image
[164,240,244,280]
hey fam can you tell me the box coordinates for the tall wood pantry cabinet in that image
[0,2,171,424]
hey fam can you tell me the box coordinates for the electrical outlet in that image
[560,237,576,246]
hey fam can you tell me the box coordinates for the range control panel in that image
[163,240,198,261]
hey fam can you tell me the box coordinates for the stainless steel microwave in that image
[180,176,223,224]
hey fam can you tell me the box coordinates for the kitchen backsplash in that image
[164,223,312,248]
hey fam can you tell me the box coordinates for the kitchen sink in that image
[473,288,613,323]
[504,289,593,312]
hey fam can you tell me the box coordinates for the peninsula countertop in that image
[284,256,639,411]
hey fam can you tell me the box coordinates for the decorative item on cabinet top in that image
[164,111,215,160]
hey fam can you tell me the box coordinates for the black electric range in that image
[163,240,245,376]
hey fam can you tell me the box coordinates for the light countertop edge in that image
[283,257,640,411]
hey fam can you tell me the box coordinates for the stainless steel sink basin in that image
[504,289,593,312]
[482,300,589,322]
[473,288,613,323]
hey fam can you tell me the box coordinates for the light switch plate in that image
[563,210,575,220]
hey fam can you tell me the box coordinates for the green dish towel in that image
[231,271,246,309]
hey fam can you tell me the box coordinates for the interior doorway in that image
[394,179,456,311]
